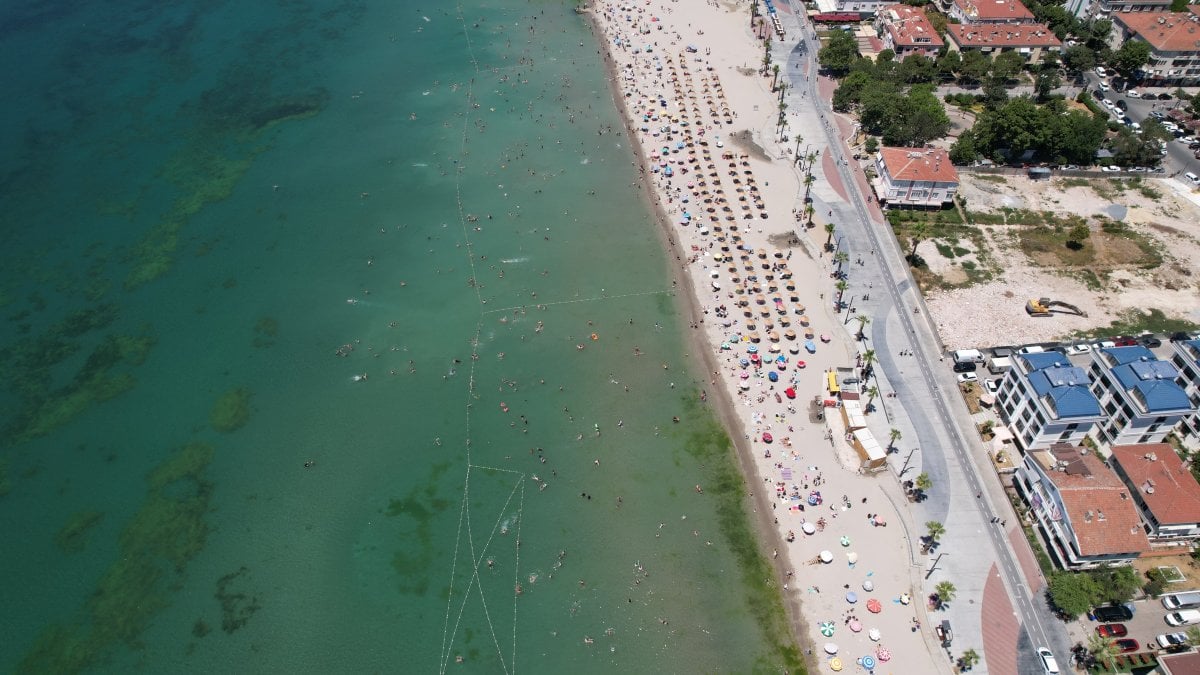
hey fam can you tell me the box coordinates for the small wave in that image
[412,162,428,167]
[580,157,590,165]
[500,256,529,264]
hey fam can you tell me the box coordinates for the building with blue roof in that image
[995,351,1105,451]
[1089,346,1196,447]
[1170,339,1200,451]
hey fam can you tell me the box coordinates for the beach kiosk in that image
[849,428,887,472]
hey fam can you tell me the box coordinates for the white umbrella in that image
[846,551,858,564]
[802,522,816,535]
[862,580,874,592]
[823,643,839,655]
[819,550,833,563]
[868,628,881,641]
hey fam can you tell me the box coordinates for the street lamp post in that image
[899,447,916,475]
[925,552,948,580]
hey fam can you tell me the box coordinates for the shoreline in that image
[587,0,934,671]
[584,0,814,661]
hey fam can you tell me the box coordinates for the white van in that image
[1017,345,1045,355]
[1185,172,1200,186]
[1163,590,1200,610]
[952,349,984,364]
[1165,609,1200,626]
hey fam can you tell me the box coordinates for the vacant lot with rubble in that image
[901,173,1200,350]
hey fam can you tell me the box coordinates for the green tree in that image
[1090,565,1140,605]
[878,48,896,63]
[1088,632,1121,671]
[927,11,949,38]
[888,427,902,449]
[835,279,849,303]
[1048,570,1098,617]
[866,385,880,408]
[915,471,933,493]
[983,76,1010,108]
[925,520,946,543]
[909,221,929,257]
[1062,45,1096,75]
[819,30,860,74]
[1086,20,1113,52]
[899,54,937,83]
[1111,40,1151,79]
[861,349,877,378]
[772,63,781,90]
[1109,127,1163,167]
[936,49,961,80]
[1066,223,1090,250]
[992,51,1026,81]
[854,314,871,340]
[864,136,879,153]
[1172,0,1190,10]
[824,222,836,247]
[1186,626,1200,645]
[934,580,957,606]
[958,648,981,671]
[950,130,979,165]
[958,50,992,84]
[1035,68,1061,102]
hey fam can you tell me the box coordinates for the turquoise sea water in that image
[0,1,797,672]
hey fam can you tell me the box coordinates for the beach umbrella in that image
[740,371,750,380]
[846,551,858,564]
[862,580,874,592]
[722,343,732,351]
[899,593,911,605]
[829,657,843,671]
[785,328,796,340]
[819,550,833,563]
[868,628,881,641]
[839,536,851,547]
[805,340,816,354]
[848,619,862,633]
[785,387,796,399]
[875,646,892,662]
[746,345,758,353]
[845,591,858,604]
[862,655,876,670]
[819,621,835,637]
[823,643,838,655]
[802,522,816,535]
[796,360,807,369]
[768,371,778,382]
[789,344,800,355]
[866,598,882,614]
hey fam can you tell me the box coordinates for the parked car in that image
[1038,647,1060,674]
[1157,632,1190,649]
[1102,98,1115,109]
[1114,638,1140,653]
[957,372,978,383]
[1171,331,1194,342]
[1114,335,1138,347]
[1127,90,1142,98]
[1158,92,1174,100]
[1140,335,1162,348]
[1095,66,1108,77]
[1097,623,1128,637]
[953,361,977,373]
[1093,604,1134,622]
[1066,344,1092,355]
[984,379,999,394]
[1101,165,1122,172]
[1165,609,1200,626]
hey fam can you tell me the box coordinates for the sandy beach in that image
[588,0,941,671]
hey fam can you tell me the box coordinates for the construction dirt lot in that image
[915,173,1200,350]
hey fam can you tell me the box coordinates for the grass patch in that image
[1098,219,1164,270]
[1065,268,1104,291]
[1078,308,1200,338]
[1057,178,1090,189]
[975,174,1008,184]
[1018,226,1096,266]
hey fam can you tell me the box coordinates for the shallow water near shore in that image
[0,0,798,672]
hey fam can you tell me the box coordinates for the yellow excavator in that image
[1026,297,1088,318]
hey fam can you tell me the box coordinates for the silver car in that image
[1038,647,1059,674]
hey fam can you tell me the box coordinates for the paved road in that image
[1080,72,1200,176]
[775,6,1074,673]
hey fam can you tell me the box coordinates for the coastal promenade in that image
[770,2,1074,672]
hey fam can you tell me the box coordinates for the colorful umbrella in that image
[819,621,835,637]
[875,646,892,662]
[866,598,882,614]
[848,619,862,633]
[845,591,858,604]
[829,657,843,671]
[861,655,876,669]
[839,536,851,547]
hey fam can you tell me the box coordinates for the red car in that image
[1114,638,1140,653]
[1097,624,1128,637]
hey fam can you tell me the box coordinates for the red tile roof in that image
[947,23,1062,48]
[1110,444,1200,526]
[1041,447,1150,557]
[1114,12,1200,54]
[878,147,958,183]
[1161,651,1200,675]
[953,0,1034,22]
[880,5,945,49]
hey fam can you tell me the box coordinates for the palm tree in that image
[804,203,816,226]
[778,81,788,102]
[1087,633,1120,671]
[835,280,849,304]
[888,427,901,450]
[854,314,870,341]
[925,520,945,543]
[861,349,877,378]
[824,222,836,247]
[772,64,781,90]
[934,580,956,606]
[915,472,932,494]
[958,648,980,672]
[750,0,759,28]
[866,385,879,409]
[833,251,849,271]
[909,221,929,258]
